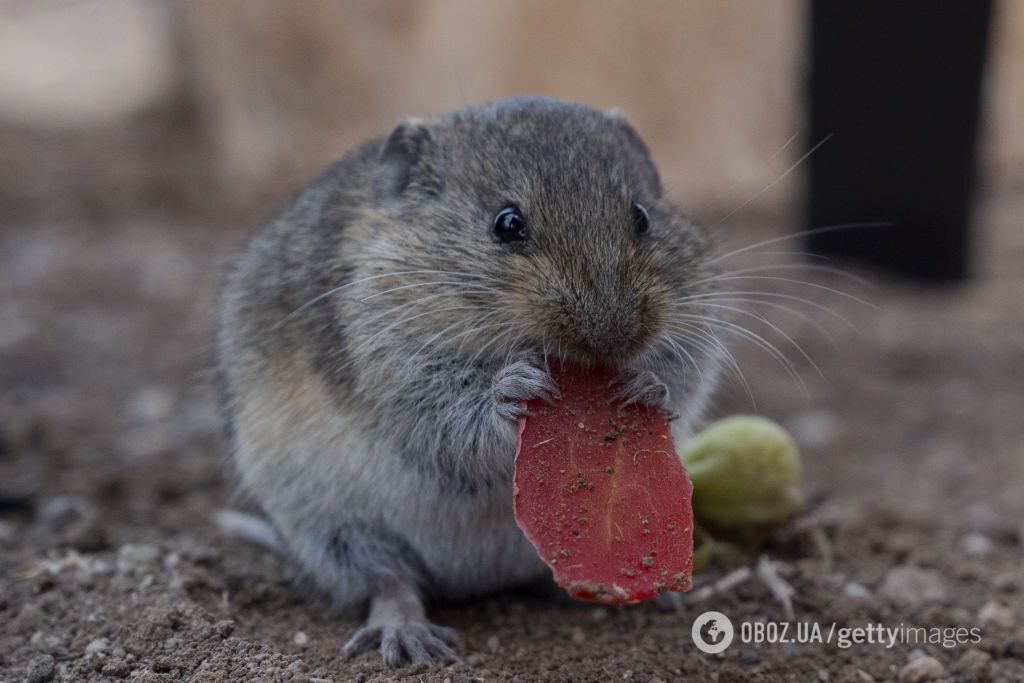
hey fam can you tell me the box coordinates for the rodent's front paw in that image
[492,361,558,421]
[342,618,460,667]
[615,368,677,419]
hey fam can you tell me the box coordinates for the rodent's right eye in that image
[493,206,529,243]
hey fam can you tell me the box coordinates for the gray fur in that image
[216,96,723,667]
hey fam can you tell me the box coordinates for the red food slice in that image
[513,364,694,604]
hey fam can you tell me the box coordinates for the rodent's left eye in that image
[632,202,650,235]
[494,206,529,243]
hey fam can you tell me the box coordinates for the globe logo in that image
[691,610,734,654]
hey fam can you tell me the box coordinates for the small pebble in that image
[37,495,96,532]
[960,532,993,557]
[951,647,991,678]
[842,581,871,599]
[293,631,309,647]
[29,631,64,654]
[898,655,944,683]
[789,409,839,448]
[101,660,131,678]
[116,544,160,574]
[977,600,1015,628]
[961,503,1002,533]
[0,519,17,544]
[879,567,947,606]
[571,627,586,644]
[590,607,609,621]
[486,635,500,653]
[214,620,235,638]
[12,604,43,631]
[26,654,55,683]
[85,637,109,654]
[992,571,1020,593]
[128,385,175,422]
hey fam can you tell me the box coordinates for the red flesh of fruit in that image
[513,364,694,604]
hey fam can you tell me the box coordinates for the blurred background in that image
[1,2,1023,681]
[3,0,1023,221]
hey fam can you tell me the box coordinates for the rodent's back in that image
[217,139,381,411]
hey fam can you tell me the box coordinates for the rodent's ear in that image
[603,107,663,197]
[604,106,629,122]
[373,118,442,209]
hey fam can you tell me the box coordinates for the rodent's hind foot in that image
[492,360,559,421]
[341,579,460,668]
[341,619,460,667]
[614,369,678,420]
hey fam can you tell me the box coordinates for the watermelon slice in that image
[513,364,694,604]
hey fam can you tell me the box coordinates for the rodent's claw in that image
[341,625,381,658]
[615,369,676,418]
[492,361,558,421]
[342,619,460,667]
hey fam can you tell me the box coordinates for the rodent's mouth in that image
[541,341,649,371]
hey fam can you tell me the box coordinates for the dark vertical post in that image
[807,0,993,282]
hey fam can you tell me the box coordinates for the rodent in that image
[215,96,723,667]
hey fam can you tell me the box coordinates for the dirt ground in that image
[2,173,1023,682]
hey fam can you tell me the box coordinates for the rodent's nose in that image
[566,300,648,361]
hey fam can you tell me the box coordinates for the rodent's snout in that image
[567,306,648,360]
[503,246,674,366]
[547,282,665,364]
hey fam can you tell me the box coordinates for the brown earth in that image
[2,183,1023,681]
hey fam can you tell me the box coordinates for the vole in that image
[216,96,723,667]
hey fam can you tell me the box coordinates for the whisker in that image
[466,323,517,368]
[349,292,472,334]
[664,322,756,410]
[660,332,704,383]
[673,290,859,330]
[504,331,525,367]
[708,275,878,308]
[692,296,842,348]
[695,262,874,288]
[360,280,502,302]
[708,222,892,265]
[352,304,489,354]
[692,129,801,216]
[670,315,808,397]
[449,321,517,361]
[276,269,498,327]
[688,302,825,380]
[399,310,498,375]
[711,134,834,228]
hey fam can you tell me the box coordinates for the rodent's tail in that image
[214,508,285,554]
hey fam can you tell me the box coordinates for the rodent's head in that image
[358,96,717,369]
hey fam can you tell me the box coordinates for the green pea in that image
[680,415,802,528]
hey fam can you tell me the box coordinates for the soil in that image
[2,182,1023,682]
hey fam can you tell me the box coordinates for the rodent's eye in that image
[632,202,650,235]
[494,206,529,243]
